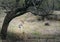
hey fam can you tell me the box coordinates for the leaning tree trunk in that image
[1,13,12,39]
[1,7,27,40]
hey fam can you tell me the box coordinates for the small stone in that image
[45,22,50,26]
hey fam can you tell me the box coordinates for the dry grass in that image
[0,10,60,40]
[7,12,60,39]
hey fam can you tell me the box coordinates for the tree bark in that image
[1,7,27,40]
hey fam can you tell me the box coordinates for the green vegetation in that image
[32,31,41,36]
[0,0,60,10]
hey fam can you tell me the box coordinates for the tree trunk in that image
[1,14,12,39]
[1,7,27,40]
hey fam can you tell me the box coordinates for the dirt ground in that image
[0,9,60,42]
[8,12,60,38]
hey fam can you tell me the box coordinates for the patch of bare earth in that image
[7,12,60,40]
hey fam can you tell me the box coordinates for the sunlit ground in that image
[0,9,60,41]
[7,12,60,40]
